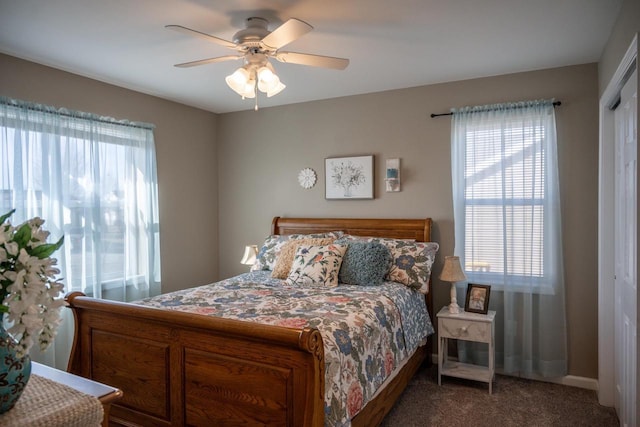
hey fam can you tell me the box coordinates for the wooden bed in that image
[66,217,434,427]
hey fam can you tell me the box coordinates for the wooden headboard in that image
[272,216,434,323]
[272,217,432,242]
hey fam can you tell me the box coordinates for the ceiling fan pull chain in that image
[254,86,259,111]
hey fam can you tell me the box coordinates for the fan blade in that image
[261,18,313,50]
[275,51,349,70]
[166,24,237,49]
[174,55,242,68]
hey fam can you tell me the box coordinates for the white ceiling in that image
[0,0,622,114]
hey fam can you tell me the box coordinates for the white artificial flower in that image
[5,241,19,256]
[20,305,44,329]
[28,217,44,229]
[0,225,12,245]
[0,210,65,359]
[3,270,17,282]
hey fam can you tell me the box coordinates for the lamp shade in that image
[225,67,250,95]
[257,66,277,91]
[440,256,466,282]
[240,245,258,266]
[240,78,256,98]
[266,81,286,97]
[227,60,286,103]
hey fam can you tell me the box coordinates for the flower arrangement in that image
[331,161,366,197]
[0,209,64,358]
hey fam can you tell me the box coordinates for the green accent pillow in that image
[338,241,392,286]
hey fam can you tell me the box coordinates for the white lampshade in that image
[440,256,466,314]
[240,78,256,98]
[266,81,286,97]
[257,66,277,91]
[227,61,286,101]
[225,67,250,95]
[240,245,258,266]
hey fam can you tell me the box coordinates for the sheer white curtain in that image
[451,100,567,378]
[0,96,161,370]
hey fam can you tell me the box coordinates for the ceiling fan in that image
[167,17,349,107]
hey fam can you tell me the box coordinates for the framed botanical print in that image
[325,155,374,199]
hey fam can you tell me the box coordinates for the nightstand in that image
[437,306,496,393]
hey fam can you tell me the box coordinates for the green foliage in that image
[28,236,64,259]
[0,209,16,225]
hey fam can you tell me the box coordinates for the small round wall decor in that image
[298,168,317,189]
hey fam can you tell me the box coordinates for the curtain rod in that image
[0,96,155,130]
[430,101,561,118]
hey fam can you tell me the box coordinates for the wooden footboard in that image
[66,292,325,427]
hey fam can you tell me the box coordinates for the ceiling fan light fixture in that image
[266,81,286,98]
[169,16,349,109]
[257,66,281,93]
[241,78,257,98]
[225,67,250,95]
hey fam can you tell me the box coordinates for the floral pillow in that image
[271,237,335,279]
[286,243,348,287]
[338,241,392,286]
[251,231,343,271]
[385,241,439,294]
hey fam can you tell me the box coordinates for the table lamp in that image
[439,255,466,314]
[240,245,258,267]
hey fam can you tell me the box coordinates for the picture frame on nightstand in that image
[464,283,491,314]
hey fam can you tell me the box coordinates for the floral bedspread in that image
[136,271,434,426]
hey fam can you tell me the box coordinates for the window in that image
[0,97,161,301]
[452,100,563,293]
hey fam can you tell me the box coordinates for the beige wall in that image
[218,63,600,379]
[0,53,219,294]
[599,0,639,94]
[0,52,602,379]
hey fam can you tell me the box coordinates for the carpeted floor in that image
[380,363,619,427]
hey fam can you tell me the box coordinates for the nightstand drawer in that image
[439,317,491,343]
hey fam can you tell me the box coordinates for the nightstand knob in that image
[459,326,468,334]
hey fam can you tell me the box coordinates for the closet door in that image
[614,68,637,427]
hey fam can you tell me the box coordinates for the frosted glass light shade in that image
[257,66,277,91]
[227,62,286,99]
[225,68,250,95]
[266,81,286,97]
[240,78,256,98]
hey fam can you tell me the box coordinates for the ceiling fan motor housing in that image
[233,17,270,48]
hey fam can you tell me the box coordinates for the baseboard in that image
[522,373,598,391]
[430,353,598,391]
